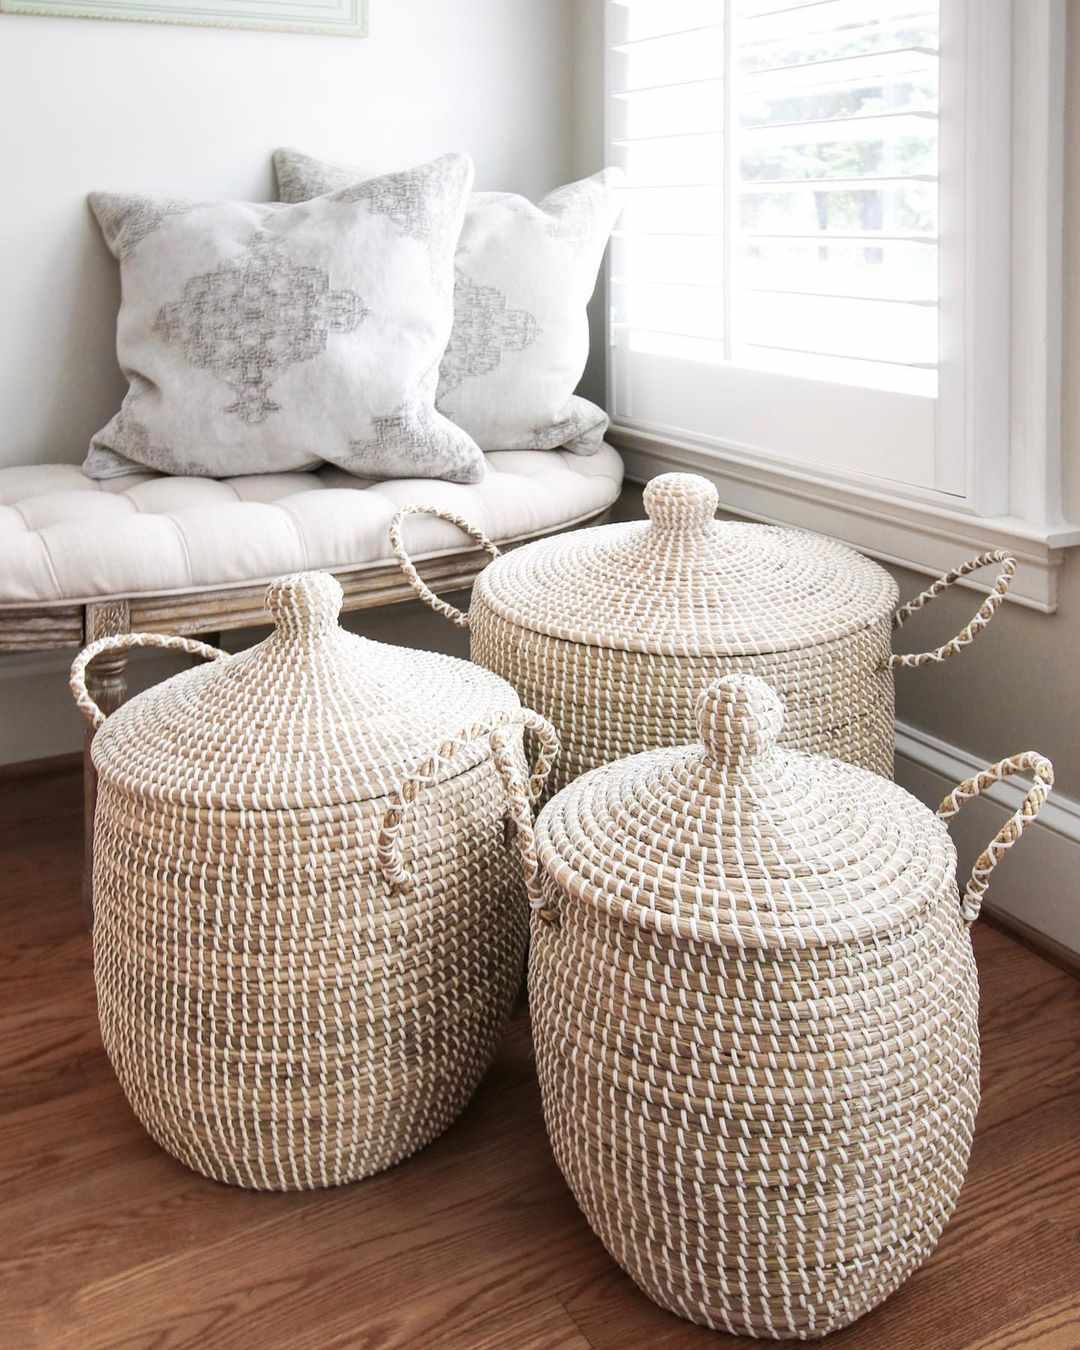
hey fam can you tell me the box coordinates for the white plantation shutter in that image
[605,0,1009,506]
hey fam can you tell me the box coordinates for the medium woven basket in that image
[391,472,1014,788]
[523,674,1052,1339]
[70,571,557,1191]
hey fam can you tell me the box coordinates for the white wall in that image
[0,0,575,469]
[0,0,578,763]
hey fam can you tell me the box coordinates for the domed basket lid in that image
[535,674,955,949]
[92,571,521,811]
[477,473,898,657]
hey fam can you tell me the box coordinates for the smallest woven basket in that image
[527,673,1053,1339]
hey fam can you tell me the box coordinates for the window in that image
[604,0,1078,610]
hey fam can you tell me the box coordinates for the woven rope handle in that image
[70,632,228,731]
[519,709,561,807]
[389,504,501,630]
[376,707,559,907]
[937,751,1054,923]
[889,550,1015,670]
[489,724,548,917]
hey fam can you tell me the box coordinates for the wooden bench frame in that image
[0,505,612,918]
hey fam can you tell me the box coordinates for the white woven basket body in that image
[527,675,1053,1339]
[92,767,525,1190]
[392,473,1017,792]
[471,608,895,791]
[73,571,557,1191]
[530,891,979,1338]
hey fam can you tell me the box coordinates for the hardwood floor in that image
[2,764,1079,1350]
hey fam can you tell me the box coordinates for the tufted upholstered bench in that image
[0,443,624,909]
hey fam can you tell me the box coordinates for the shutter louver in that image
[607,0,944,491]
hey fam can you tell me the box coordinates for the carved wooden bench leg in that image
[82,600,131,927]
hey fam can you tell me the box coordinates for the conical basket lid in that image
[535,674,954,949]
[477,473,898,656]
[92,571,521,810]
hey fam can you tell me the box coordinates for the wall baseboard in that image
[895,720,1080,846]
[981,907,1080,980]
[895,719,1079,960]
[0,749,82,781]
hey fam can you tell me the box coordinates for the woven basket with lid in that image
[391,472,1014,788]
[524,673,1052,1339]
[70,570,557,1191]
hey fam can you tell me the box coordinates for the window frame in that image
[604,0,1079,611]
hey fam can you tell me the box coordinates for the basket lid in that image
[476,472,898,656]
[534,673,954,949]
[92,571,520,810]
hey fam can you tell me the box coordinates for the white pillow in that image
[274,149,624,455]
[87,154,485,484]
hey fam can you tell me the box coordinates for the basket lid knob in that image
[265,571,344,640]
[697,675,784,768]
[643,473,718,531]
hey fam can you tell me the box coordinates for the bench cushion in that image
[0,444,623,607]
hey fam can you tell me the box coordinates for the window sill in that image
[609,423,1080,613]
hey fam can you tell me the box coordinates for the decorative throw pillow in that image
[86,154,485,484]
[274,149,624,455]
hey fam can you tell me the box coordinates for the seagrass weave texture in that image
[526,674,1052,1339]
[70,570,557,1190]
[391,473,1015,790]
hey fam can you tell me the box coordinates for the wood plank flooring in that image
[2,763,1078,1349]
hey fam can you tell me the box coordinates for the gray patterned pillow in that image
[274,149,624,455]
[87,154,485,484]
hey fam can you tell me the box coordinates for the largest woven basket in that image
[525,674,1053,1340]
[391,472,1014,788]
[69,570,558,1191]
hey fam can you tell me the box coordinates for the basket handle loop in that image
[70,632,228,731]
[888,550,1015,671]
[389,504,501,630]
[936,751,1054,923]
[376,708,559,915]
